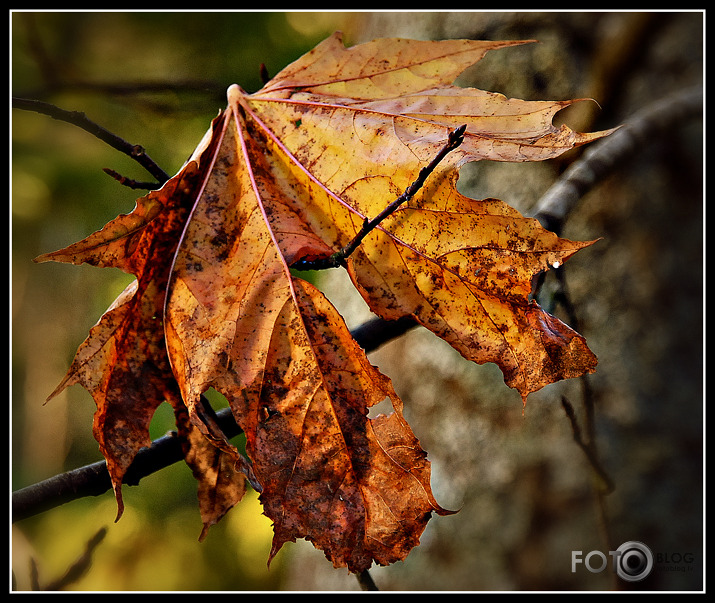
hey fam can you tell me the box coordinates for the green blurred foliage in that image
[11,11,354,591]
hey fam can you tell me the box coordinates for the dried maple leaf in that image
[214,32,607,400]
[33,117,232,520]
[35,32,613,572]
[163,108,453,572]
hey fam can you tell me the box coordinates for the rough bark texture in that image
[282,11,703,591]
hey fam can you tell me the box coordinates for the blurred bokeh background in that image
[11,11,703,591]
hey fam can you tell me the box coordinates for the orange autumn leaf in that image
[174,404,248,542]
[35,32,612,572]
[33,118,231,520]
[163,108,453,572]
[214,32,606,400]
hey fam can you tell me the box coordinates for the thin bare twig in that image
[41,527,108,591]
[291,124,467,271]
[12,96,170,186]
[561,397,614,494]
[532,84,703,483]
[102,168,163,191]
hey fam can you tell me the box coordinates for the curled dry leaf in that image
[34,156,214,520]
[174,404,248,542]
[35,32,611,572]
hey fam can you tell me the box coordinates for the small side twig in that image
[292,124,467,271]
[12,96,170,186]
[259,63,271,86]
[561,396,614,495]
[102,168,162,191]
[40,527,108,591]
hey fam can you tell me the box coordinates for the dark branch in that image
[531,84,702,234]
[350,315,417,353]
[11,394,243,523]
[529,84,702,308]
[12,96,170,186]
[259,63,270,86]
[11,316,416,523]
[291,124,467,271]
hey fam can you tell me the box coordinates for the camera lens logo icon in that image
[615,541,653,582]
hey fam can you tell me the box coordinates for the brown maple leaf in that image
[210,32,607,400]
[33,116,233,521]
[163,107,454,572]
[35,32,613,572]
